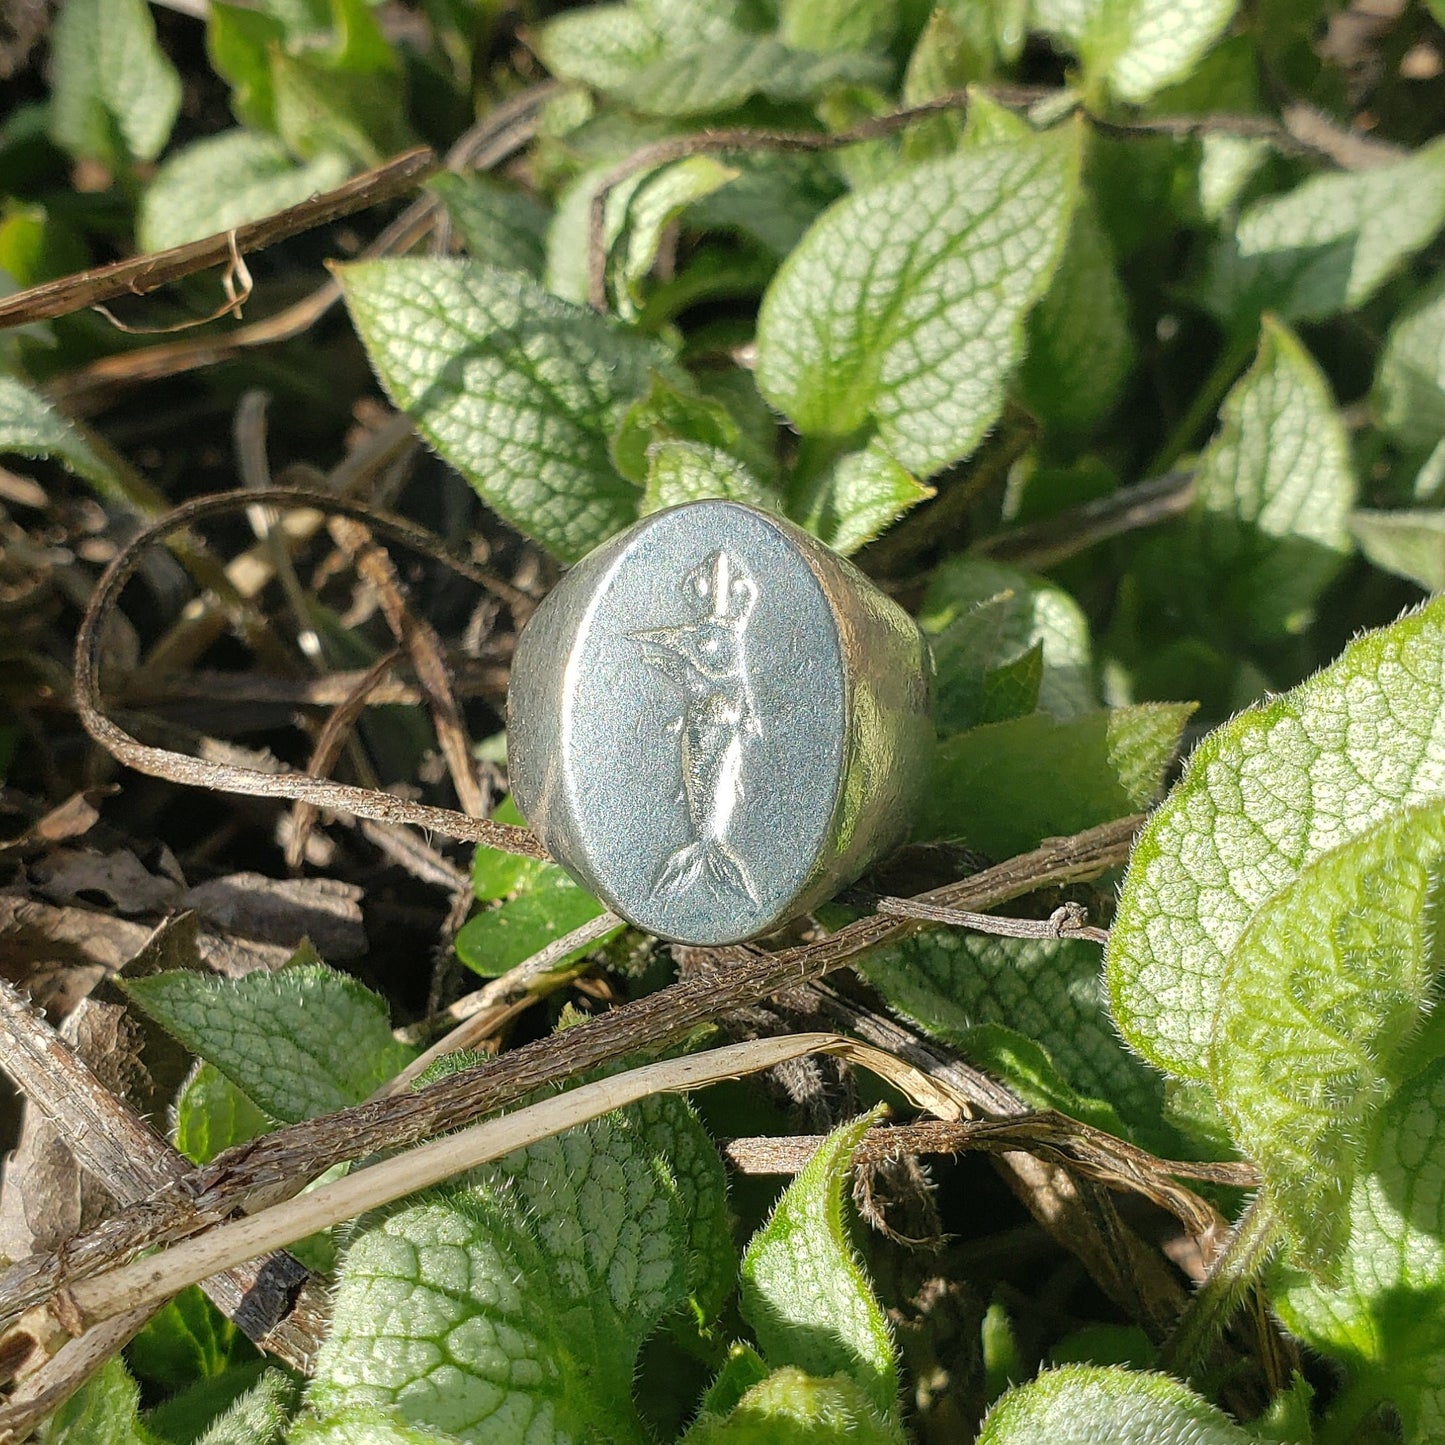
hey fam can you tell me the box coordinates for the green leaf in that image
[0,374,126,498]
[979,1364,1252,1443]
[606,157,740,317]
[138,130,351,252]
[642,441,779,515]
[270,50,409,166]
[457,796,612,977]
[535,5,665,93]
[1208,802,1445,1274]
[786,439,933,555]
[1351,509,1445,593]
[779,0,897,54]
[613,371,776,488]
[919,555,1097,729]
[208,3,284,132]
[916,703,1194,857]
[427,173,550,279]
[1275,1057,1445,1443]
[290,1408,458,1443]
[145,1360,274,1445]
[338,259,682,562]
[619,36,885,118]
[982,644,1044,724]
[1030,0,1239,103]
[1172,316,1355,643]
[453,878,610,977]
[190,1369,298,1445]
[862,934,1170,1145]
[38,1357,158,1445]
[130,1287,253,1393]
[686,1368,903,1444]
[687,153,843,259]
[1107,594,1445,1081]
[1203,137,1445,324]
[174,1061,272,1165]
[48,0,181,164]
[755,117,1081,481]
[1373,272,1445,453]
[740,1111,897,1417]
[305,1093,731,1443]
[1018,194,1134,436]
[122,960,415,1124]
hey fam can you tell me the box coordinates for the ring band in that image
[508,500,933,945]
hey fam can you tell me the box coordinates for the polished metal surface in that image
[508,501,933,945]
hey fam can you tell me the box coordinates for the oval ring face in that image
[561,503,847,943]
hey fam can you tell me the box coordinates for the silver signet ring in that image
[507,500,934,945]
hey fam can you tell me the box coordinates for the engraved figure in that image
[631,550,761,904]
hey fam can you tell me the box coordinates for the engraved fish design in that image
[631,550,761,904]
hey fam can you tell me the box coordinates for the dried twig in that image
[74,487,547,859]
[48,1033,965,1335]
[0,816,1141,1332]
[0,979,328,1369]
[48,84,558,408]
[381,910,624,1091]
[974,469,1198,571]
[0,149,437,331]
[855,894,1109,947]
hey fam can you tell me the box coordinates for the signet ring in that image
[507,500,934,945]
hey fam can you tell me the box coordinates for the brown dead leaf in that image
[181,874,366,960]
[32,850,182,916]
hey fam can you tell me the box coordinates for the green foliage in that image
[24,1,1445,1439]
[1209,803,1445,1274]
[0,375,125,498]
[755,114,1081,482]
[48,0,181,165]
[302,1093,732,1442]
[741,1111,898,1417]
[456,796,614,977]
[1108,597,1445,1081]
[139,132,351,252]
[338,259,681,562]
[979,1364,1253,1443]
[916,703,1193,856]
[123,955,415,1123]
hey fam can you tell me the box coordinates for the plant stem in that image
[1159,1195,1282,1377]
[1148,329,1256,476]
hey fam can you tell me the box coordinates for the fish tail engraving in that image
[653,837,759,904]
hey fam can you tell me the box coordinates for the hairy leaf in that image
[1107,595,1445,1080]
[123,961,415,1124]
[190,1369,298,1445]
[339,259,682,561]
[1351,510,1445,593]
[427,173,550,279]
[979,1364,1252,1443]
[917,704,1193,857]
[1374,272,1445,452]
[740,1111,897,1416]
[174,1061,271,1165]
[642,442,779,515]
[1276,1058,1445,1443]
[37,1357,157,1445]
[1210,803,1445,1272]
[305,1094,731,1443]
[1018,195,1134,435]
[139,130,350,252]
[1203,137,1445,323]
[786,440,933,555]
[1159,317,1355,644]
[755,118,1081,480]
[686,1368,903,1444]
[0,375,125,499]
[862,934,1169,1145]
[48,0,181,164]
[613,372,777,488]
[920,556,1096,728]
